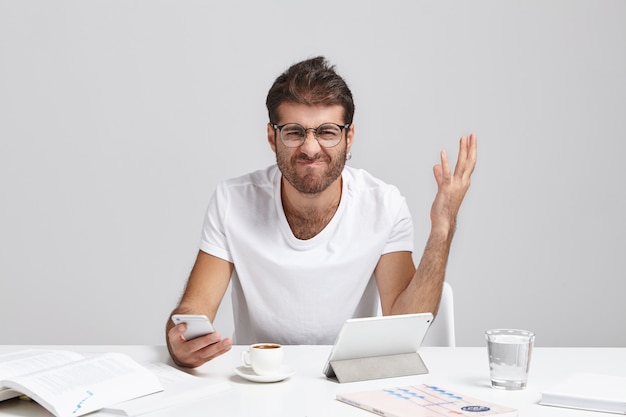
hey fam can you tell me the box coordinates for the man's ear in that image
[346,124,355,153]
[267,123,277,152]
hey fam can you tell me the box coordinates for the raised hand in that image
[430,133,477,236]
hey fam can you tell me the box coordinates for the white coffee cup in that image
[241,343,283,375]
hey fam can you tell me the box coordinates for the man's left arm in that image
[376,133,477,317]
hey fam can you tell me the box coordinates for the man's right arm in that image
[166,250,234,368]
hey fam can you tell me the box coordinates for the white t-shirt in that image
[199,164,414,345]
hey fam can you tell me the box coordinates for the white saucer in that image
[234,365,295,383]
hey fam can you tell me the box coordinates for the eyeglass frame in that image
[271,122,351,148]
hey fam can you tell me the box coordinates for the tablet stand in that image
[327,352,428,383]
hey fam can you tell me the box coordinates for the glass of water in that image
[485,329,535,390]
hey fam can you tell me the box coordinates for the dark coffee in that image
[254,344,280,349]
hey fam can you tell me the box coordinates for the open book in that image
[0,349,163,417]
[337,384,517,417]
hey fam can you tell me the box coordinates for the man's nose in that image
[299,130,322,155]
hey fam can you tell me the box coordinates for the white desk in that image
[1,345,624,417]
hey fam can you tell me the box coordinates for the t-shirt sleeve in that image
[381,196,414,255]
[198,183,233,263]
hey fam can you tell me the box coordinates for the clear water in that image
[487,339,532,390]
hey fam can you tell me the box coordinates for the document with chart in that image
[337,384,517,417]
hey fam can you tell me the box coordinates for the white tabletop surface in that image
[1,345,625,417]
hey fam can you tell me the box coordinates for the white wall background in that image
[1,0,624,347]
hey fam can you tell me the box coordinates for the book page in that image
[0,349,85,402]
[0,353,163,417]
[103,362,230,416]
[0,349,84,381]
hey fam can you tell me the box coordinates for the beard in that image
[276,147,347,195]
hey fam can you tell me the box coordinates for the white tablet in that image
[322,313,433,378]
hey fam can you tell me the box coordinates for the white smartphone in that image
[171,314,216,340]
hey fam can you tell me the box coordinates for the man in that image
[166,56,477,368]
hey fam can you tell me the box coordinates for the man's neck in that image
[281,177,342,240]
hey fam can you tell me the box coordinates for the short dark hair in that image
[266,56,355,125]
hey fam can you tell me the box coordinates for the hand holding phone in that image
[171,314,215,341]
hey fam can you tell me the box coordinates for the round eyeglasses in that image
[272,122,350,148]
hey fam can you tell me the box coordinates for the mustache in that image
[293,153,330,163]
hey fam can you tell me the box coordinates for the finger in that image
[453,135,469,177]
[185,331,223,351]
[169,323,187,342]
[440,149,451,181]
[458,133,477,180]
[458,133,479,179]
[197,337,233,362]
[433,164,443,186]
[177,332,223,365]
[467,133,477,174]
[205,338,233,361]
